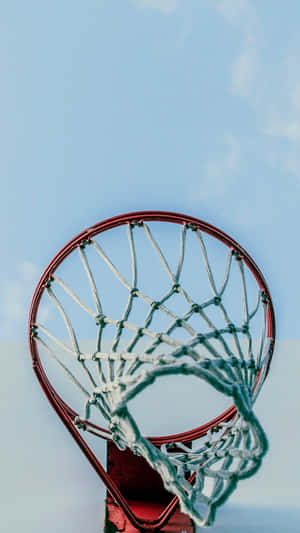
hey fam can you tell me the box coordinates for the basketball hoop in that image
[28,211,275,530]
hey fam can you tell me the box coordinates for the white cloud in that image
[263,61,300,146]
[214,0,259,98]
[133,0,179,14]
[198,133,241,198]
[265,117,300,143]
[264,112,300,182]
[231,40,257,97]
[214,0,253,26]
[261,56,300,183]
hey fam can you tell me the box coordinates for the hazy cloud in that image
[265,117,300,143]
[214,0,259,98]
[133,0,179,14]
[263,57,300,181]
[198,133,241,198]
[231,39,258,97]
[264,63,300,144]
[214,0,253,25]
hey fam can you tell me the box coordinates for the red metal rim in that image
[28,210,276,445]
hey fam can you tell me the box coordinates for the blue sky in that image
[1,1,300,531]
[1,0,300,340]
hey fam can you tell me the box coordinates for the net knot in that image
[130,220,143,228]
[196,334,205,344]
[130,287,139,297]
[242,323,249,334]
[201,360,210,369]
[136,327,144,338]
[191,303,200,313]
[232,250,242,261]
[261,292,268,304]
[95,313,106,327]
[30,325,38,338]
[117,320,125,330]
[79,239,91,249]
[175,318,183,327]
[186,223,197,231]
[112,434,127,450]
[151,301,160,310]
[74,416,87,430]
[89,394,97,405]
[172,283,180,293]
[45,276,54,288]
[231,357,240,368]
[181,346,188,355]
[181,362,189,373]
[228,323,236,333]
[109,417,119,432]
[214,296,222,305]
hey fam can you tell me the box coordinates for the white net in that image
[32,220,271,527]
